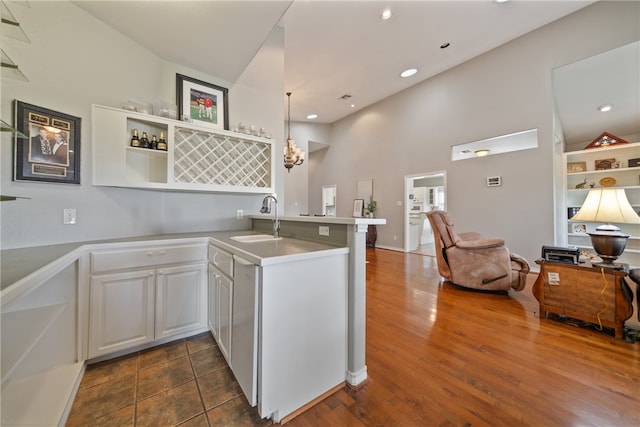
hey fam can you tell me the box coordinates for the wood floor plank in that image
[287,249,640,427]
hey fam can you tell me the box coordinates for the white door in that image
[155,263,207,340]
[404,172,446,252]
[89,269,155,358]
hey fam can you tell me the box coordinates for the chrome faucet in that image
[260,194,280,238]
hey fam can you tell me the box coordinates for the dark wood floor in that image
[289,249,639,427]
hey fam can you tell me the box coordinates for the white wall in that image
[306,1,640,265]
[286,121,331,216]
[1,1,284,249]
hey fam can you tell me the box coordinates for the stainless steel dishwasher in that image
[231,255,259,406]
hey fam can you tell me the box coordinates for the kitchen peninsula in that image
[251,214,386,386]
[0,215,384,425]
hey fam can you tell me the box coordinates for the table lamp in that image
[570,188,640,268]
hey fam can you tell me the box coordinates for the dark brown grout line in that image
[133,351,140,426]
[187,348,212,427]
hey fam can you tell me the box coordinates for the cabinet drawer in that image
[91,244,207,274]
[209,245,233,278]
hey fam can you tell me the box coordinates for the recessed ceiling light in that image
[495,0,510,3]
[306,114,318,120]
[475,149,490,157]
[598,104,612,112]
[381,8,392,20]
[440,42,450,49]
[350,104,355,108]
[400,68,417,78]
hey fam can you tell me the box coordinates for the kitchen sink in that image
[230,234,282,243]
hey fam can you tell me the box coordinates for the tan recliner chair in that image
[426,210,530,292]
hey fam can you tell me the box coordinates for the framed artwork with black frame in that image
[176,73,229,131]
[14,100,81,184]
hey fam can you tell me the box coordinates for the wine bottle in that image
[157,132,168,151]
[149,134,157,150]
[131,129,141,147]
[140,131,149,149]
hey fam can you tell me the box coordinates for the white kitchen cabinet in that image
[217,273,233,363]
[89,269,155,357]
[156,263,207,340]
[231,255,259,407]
[561,141,640,267]
[88,242,207,359]
[208,244,234,363]
[92,104,274,193]
[207,265,219,339]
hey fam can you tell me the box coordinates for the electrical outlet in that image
[236,209,244,220]
[63,208,76,225]
[319,226,330,236]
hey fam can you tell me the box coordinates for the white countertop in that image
[209,230,349,266]
[250,214,386,226]
[1,230,348,293]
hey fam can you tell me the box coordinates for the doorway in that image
[321,185,337,216]
[404,171,446,255]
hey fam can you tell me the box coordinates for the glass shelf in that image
[1,49,28,81]
[1,1,30,43]
[1,118,28,138]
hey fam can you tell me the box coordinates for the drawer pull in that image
[146,251,167,256]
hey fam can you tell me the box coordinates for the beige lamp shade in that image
[571,188,640,225]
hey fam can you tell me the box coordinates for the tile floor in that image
[66,332,271,426]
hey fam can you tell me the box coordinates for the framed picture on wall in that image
[353,199,364,217]
[176,73,229,130]
[14,100,81,184]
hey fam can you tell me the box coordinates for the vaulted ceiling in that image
[74,1,598,124]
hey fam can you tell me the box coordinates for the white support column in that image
[345,223,368,385]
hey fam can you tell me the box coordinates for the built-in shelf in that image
[561,141,640,268]
[1,303,66,381]
[1,362,84,426]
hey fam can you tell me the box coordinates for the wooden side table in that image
[532,260,633,339]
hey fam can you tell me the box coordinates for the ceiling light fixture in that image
[598,104,612,112]
[475,149,490,157]
[400,68,417,78]
[350,104,355,108]
[306,114,318,120]
[284,92,304,173]
[381,8,392,20]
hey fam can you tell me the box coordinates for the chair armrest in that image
[458,232,484,241]
[456,238,505,250]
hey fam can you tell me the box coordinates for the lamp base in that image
[588,230,630,270]
[590,260,626,270]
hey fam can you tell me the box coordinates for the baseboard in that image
[371,244,404,252]
[345,366,368,386]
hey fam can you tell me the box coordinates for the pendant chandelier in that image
[284,92,304,173]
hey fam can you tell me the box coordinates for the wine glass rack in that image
[174,127,272,188]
